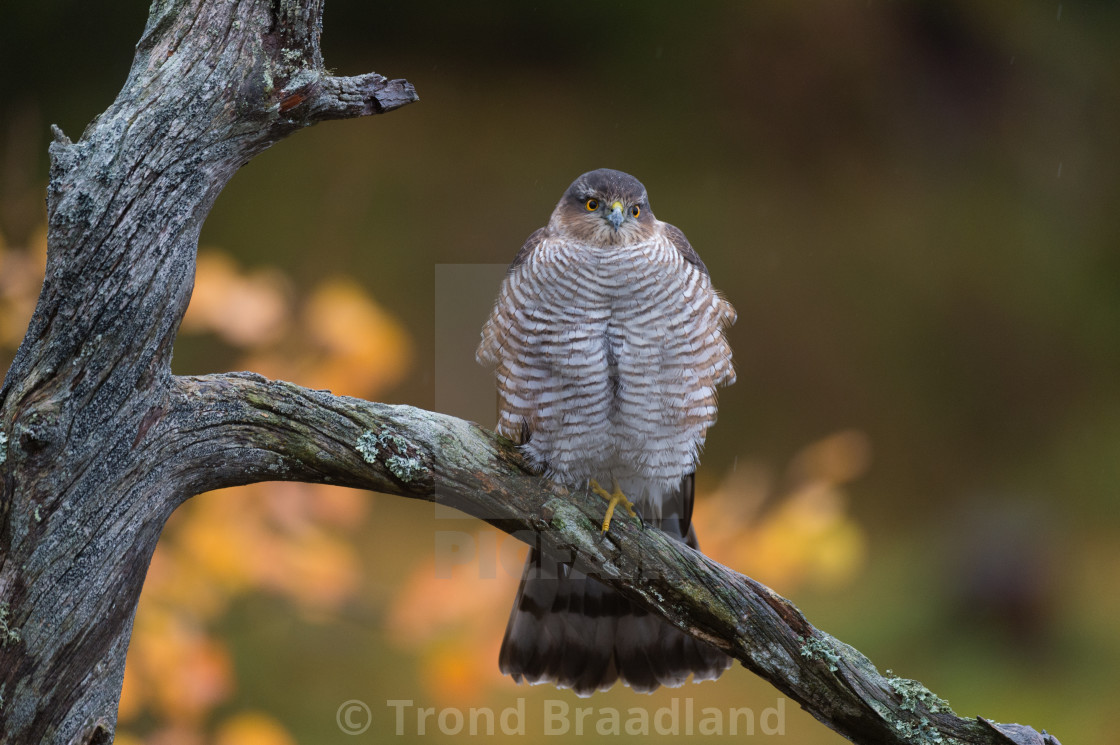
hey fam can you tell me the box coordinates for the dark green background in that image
[3,1,1118,742]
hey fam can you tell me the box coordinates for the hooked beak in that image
[607,200,625,229]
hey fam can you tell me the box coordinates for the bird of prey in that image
[477,168,736,695]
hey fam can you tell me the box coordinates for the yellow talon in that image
[589,478,638,534]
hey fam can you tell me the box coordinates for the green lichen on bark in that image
[887,671,954,715]
[894,716,946,745]
[0,603,21,647]
[356,429,428,483]
[386,454,425,482]
[799,636,840,671]
[867,688,963,745]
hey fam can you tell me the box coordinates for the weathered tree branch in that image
[162,372,1058,745]
[0,0,1059,743]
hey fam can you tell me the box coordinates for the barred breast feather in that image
[477,222,736,493]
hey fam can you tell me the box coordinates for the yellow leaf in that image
[787,429,872,487]
[183,251,290,347]
[301,279,411,396]
[215,712,297,745]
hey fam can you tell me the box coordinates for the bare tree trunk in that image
[0,2,1058,744]
[0,1,414,742]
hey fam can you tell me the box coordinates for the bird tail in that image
[498,522,731,696]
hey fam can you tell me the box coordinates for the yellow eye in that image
[631,205,641,217]
[586,199,599,211]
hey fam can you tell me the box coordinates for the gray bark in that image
[0,1,1059,744]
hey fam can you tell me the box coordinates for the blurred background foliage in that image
[2,1,1119,743]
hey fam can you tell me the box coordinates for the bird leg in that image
[589,477,639,534]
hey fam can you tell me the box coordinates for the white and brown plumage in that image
[477,168,736,695]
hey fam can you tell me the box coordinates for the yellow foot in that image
[589,478,639,534]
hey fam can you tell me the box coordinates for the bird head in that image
[553,168,656,246]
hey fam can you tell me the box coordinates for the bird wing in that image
[662,221,709,276]
[507,226,548,273]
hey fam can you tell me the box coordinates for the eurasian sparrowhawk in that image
[477,168,736,695]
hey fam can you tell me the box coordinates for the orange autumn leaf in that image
[418,635,506,705]
[182,251,291,347]
[0,224,47,349]
[124,609,233,724]
[300,278,411,396]
[693,431,870,594]
[386,532,527,703]
[387,536,524,647]
[214,712,297,745]
[111,734,144,745]
[259,528,362,609]
[786,429,872,488]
